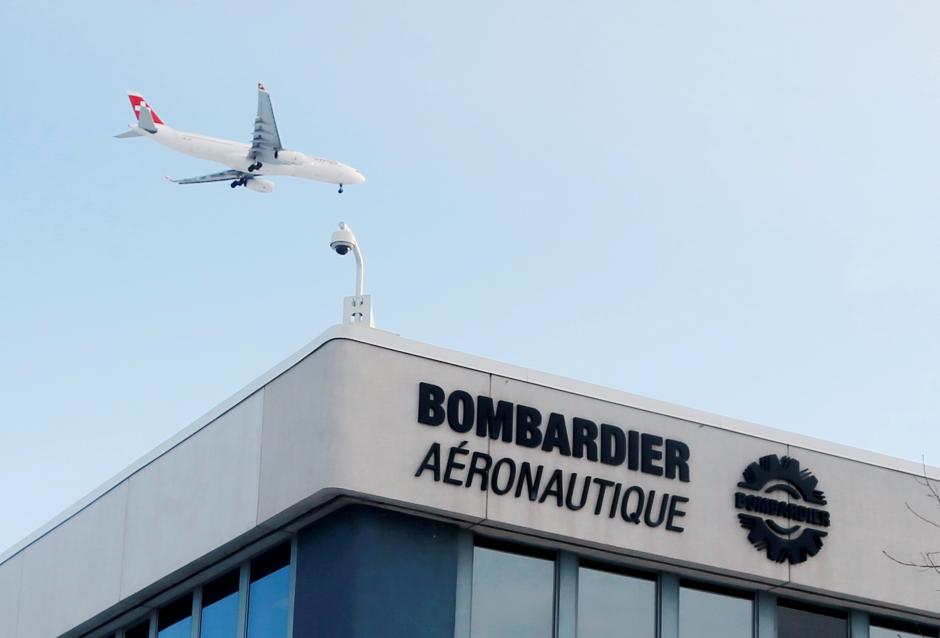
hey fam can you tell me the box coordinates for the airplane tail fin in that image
[127,92,165,125]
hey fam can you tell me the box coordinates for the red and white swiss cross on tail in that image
[127,92,165,125]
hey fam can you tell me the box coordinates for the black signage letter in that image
[666,495,689,532]
[415,442,442,481]
[477,396,514,442]
[418,382,446,426]
[665,439,690,482]
[600,424,626,466]
[516,405,543,448]
[542,413,572,456]
[643,490,668,528]
[447,390,475,433]
[490,458,517,495]
[640,433,664,477]
[572,418,599,461]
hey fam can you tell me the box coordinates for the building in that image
[1,324,938,637]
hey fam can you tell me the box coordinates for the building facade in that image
[1,324,938,637]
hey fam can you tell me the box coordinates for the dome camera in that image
[325,221,373,326]
[330,222,357,256]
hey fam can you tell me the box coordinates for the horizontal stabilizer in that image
[114,127,146,139]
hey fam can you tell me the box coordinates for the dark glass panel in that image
[871,617,938,638]
[246,544,291,638]
[777,599,846,638]
[469,543,555,638]
[577,562,656,638]
[125,620,150,638]
[158,594,192,638]
[250,543,291,583]
[200,571,240,638]
[679,582,752,638]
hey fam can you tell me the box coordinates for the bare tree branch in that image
[905,502,940,530]
[883,456,940,594]
[914,456,940,507]
[883,550,940,578]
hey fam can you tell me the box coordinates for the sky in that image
[1,1,939,554]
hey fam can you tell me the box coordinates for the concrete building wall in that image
[0,388,271,638]
[0,325,937,637]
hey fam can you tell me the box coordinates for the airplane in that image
[115,84,365,194]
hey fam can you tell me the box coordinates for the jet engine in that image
[246,178,275,193]
[274,150,305,165]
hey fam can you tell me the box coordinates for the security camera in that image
[326,221,373,326]
[330,222,357,256]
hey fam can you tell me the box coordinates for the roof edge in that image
[3,323,937,565]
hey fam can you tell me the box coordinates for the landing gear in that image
[247,162,263,172]
[230,177,249,189]
[230,181,238,189]
[338,184,344,194]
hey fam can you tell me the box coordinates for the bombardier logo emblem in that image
[734,455,831,565]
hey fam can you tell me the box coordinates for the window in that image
[577,562,656,638]
[246,543,292,638]
[117,540,293,638]
[870,617,938,638]
[679,582,753,638]
[124,620,150,638]
[157,595,192,638]
[200,570,240,638]
[777,599,846,638]
[470,541,555,638]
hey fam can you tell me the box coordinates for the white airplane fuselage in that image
[147,124,365,186]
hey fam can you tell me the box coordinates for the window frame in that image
[575,558,658,638]
[870,615,940,638]
[776,597,849,638]
[105,536,297,638]
[677,578,756,638]
[467,536,559,638]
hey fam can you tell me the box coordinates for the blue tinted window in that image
[158,595,192,638]
[246,544,292,638]
[778,600,846,638]
[470,543,555,638]
[679,584,752,638]
[200,571,240,638]
[578,564,656,638]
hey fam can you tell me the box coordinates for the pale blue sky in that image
[2,1,939,553]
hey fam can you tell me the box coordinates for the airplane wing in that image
[167,170,248,184]
[248,83,282,163]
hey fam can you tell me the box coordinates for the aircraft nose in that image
[351,169,366,184]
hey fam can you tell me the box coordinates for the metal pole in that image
[353,244,364,298]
